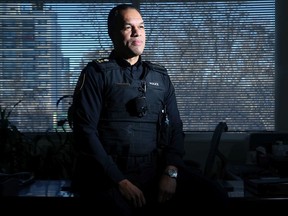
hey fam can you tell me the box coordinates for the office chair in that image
[204,121,228,179]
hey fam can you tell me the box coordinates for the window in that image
[0,1,279,132]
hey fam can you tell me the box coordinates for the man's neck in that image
[111,50,140,66]
[125,56,139,65]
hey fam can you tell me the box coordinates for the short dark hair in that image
[107,4,141,40]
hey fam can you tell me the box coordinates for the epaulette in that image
[93,58,110,64]
[91,58,117,71]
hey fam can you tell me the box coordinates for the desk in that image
[227,179,288,211]
[2,179,288,212]
[18,179,72,197]
[0,180,79,212]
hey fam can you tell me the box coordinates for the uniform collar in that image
[109,50,142,68]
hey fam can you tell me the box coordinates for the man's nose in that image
[132,27,141,36]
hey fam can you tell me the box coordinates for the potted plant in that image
[0,100,26,174]
[0,98,76,180]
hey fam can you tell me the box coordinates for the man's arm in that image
[72,62,125,184]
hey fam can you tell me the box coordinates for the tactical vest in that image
[92,60,168,157]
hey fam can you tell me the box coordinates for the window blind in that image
[0,1,275,132]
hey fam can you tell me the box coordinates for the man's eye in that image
[123,26,131,30]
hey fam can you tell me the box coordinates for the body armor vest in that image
[92,60,168,157]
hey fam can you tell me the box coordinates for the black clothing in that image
[71,52,228,215]
[71,52,185,184]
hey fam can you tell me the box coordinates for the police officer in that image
[70,4,228,215]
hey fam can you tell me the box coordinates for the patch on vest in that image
[149,82,159,86]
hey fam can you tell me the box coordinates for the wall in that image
[183,132,250,172]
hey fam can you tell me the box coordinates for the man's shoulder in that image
[91,58,116,68]
[143,61,168,75]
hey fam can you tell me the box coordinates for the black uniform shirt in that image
[72,51,185,184]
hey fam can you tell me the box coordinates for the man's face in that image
[112,8,146,59]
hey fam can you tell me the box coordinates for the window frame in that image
[1,0,287,133]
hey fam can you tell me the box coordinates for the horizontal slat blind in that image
[0,1,275,132]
